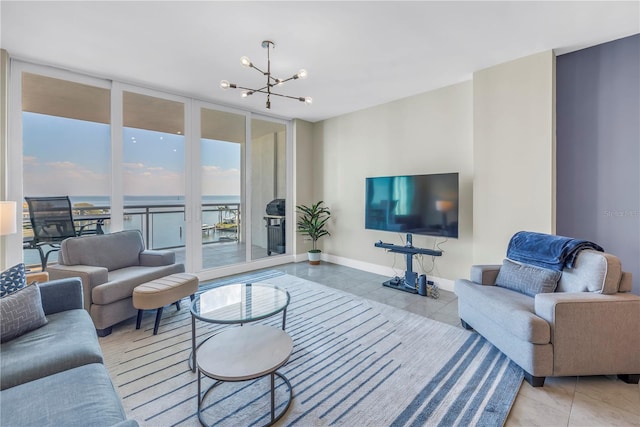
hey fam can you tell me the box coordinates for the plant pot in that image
[307,250,321,265]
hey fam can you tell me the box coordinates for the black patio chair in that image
[24,196,100,270]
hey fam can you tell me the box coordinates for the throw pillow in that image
[495,258,562,297]
[0,283,48,343]
[0,263,26,297]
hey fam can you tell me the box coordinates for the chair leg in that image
[38,246,60,271]
[96,327,112,337]
[617,374,639,384]
[153,307,164,335]
[36,246,47,271]
[136,310,143,329]
[190,294,195,301]
[523,372,545,387]
[460,319,473,330]
[175,300,181,311]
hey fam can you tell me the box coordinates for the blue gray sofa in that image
[47,229,185,336]
[0,277,137,426]
[455,248,640,387]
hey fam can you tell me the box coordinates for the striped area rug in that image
[100,270,523,426]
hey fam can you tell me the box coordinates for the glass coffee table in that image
[190,282,290,371]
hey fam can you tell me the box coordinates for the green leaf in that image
[296,201,331,250]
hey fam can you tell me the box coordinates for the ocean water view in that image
[23,195,241,268]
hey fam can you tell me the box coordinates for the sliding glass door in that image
[199,106,245,269]
[21,71,111,269]
[250,118,287,261]
[196,109,289,269]
[14,61,291,274]
[122,90,186,264]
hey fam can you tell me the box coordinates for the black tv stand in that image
[374,233,442,294]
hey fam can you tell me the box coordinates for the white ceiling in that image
[1,1,638,123]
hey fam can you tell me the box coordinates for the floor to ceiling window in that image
[21,71,111,268]
[14,62,291,274]
[250,118,287,261]
[122,90,186,263]
[199,106,244,269]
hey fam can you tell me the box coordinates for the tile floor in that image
[266,262,640,427]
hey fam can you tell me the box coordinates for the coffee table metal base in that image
[195,324,293,427]
[197,372,292,427]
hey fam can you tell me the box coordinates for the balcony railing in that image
[22,202,240,261]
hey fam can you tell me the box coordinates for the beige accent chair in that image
[47,230,184,336]
[455,250,640,387]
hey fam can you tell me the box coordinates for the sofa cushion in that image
[0,363,129,427]
[495,258,561,297]
[0,309,103,390]
[92,264,185,305]
[0,284,48,343]
[455,280,550,344]
[0,262,26,297]
[557,250,622,294]
[60,230,145,271]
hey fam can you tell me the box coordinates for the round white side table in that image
[196,324,293,426]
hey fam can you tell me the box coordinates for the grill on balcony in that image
[265,199,285,256]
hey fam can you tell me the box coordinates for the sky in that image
[23,112,241,198]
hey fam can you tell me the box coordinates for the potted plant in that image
[296,201,331,265]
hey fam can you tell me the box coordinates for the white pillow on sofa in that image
[557,250,622,294]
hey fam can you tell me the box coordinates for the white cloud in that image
[24,158,240,197]
[24,160,109,196]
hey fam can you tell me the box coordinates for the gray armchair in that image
[455,250,640,387]
[47,230,184,336]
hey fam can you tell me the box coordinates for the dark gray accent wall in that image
[557,34,640,295]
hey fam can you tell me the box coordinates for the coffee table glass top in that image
[191,283,290,324]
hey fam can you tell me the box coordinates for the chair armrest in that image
[470,265,501,285]
[139,250,176,266]
[46,265,108,311]
[535,292,640,376]
[39,278,84,315]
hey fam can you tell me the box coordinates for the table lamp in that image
[0,201,17,236]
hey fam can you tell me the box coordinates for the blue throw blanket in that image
[506,231,604,271]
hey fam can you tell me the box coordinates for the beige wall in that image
[472,51,556,264]
[311,82,474,282]
[308,50,556,284]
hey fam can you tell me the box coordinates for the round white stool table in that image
[196,323,293,426]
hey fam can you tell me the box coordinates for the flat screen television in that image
[365,172,459,238]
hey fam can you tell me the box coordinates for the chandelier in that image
[220,40,312,109]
